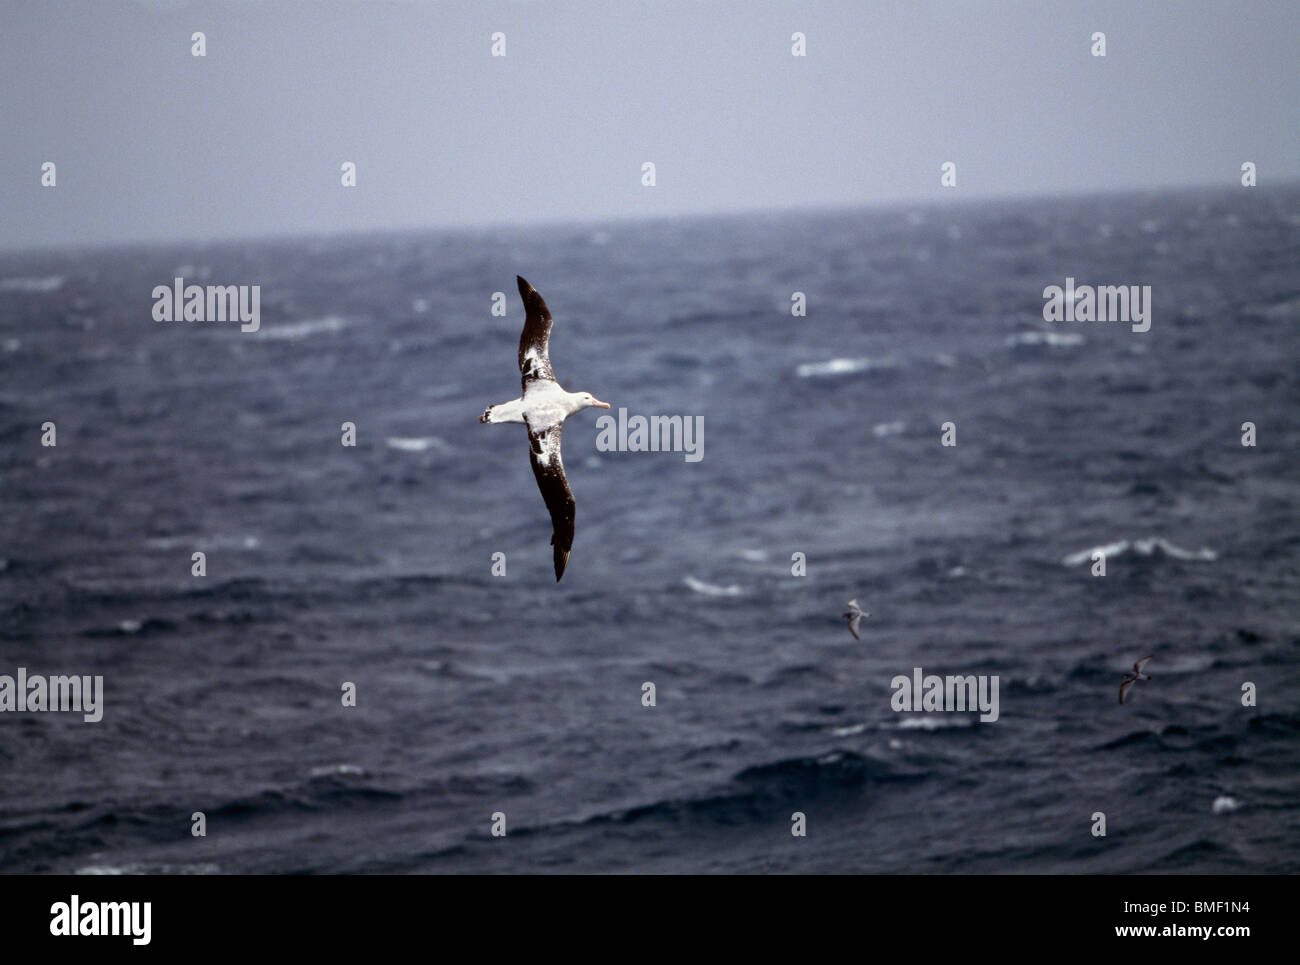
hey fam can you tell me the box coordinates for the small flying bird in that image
[479,277,610,581]
[1118,656,1153,705]
[843,599,869,640]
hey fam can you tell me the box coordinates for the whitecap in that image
[1211,796,1240,814]
[796,357,893,378]
[1006,331,1084,347]
[0,276,63,293]
[386,436,449,453]
[310,763,366,778]
[1062,538,1215,567]
[872,420,905,437]
[683,576,744,597]
[1062,540,1130,567]
[145,534,259,551]
[897,716,974,730]
[77,862,219,875]
[258,315,347,340]
[1133,538,1216,561]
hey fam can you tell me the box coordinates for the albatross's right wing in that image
[517,275,556,389]
[527,422,575,581]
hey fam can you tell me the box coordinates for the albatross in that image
[479,277,609,581]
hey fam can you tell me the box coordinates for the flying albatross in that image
[479,277,609,581]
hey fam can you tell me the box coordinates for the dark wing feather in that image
[1119,677,1134,705]
[527,423,575,581]
[517,276,556,389]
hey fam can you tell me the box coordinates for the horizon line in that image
[2,176,1294,259]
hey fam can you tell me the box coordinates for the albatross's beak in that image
[592,398,611,409]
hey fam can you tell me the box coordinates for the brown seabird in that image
[843,599,869,640]
[1118,656,1153,705]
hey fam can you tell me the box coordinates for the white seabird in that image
[843,599,869,640]
[479,276,609,581]
[1119,656,1153,705]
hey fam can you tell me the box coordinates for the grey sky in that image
[2,0,1296,249]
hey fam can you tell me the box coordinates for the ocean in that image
[1,185,1297,873]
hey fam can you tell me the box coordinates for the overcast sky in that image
[2,0,1296,249]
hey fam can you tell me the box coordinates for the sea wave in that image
[258,315,348,340]
[897,716,975,731]
[0,276,64,293]
[1006,331,1085,347]
[145,534,260,551]
[386,436,450,453]
[76,862,220,875]
[555,750,917,832]
[795,357,897,378]
[683,576,744,596]
[1062,537,1217,567]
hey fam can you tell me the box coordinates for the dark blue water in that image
[1,186,1298,873]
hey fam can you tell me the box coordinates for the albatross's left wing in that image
[527,422,575,581]
[517,275,556,389]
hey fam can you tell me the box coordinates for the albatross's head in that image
[569,391,611,414]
